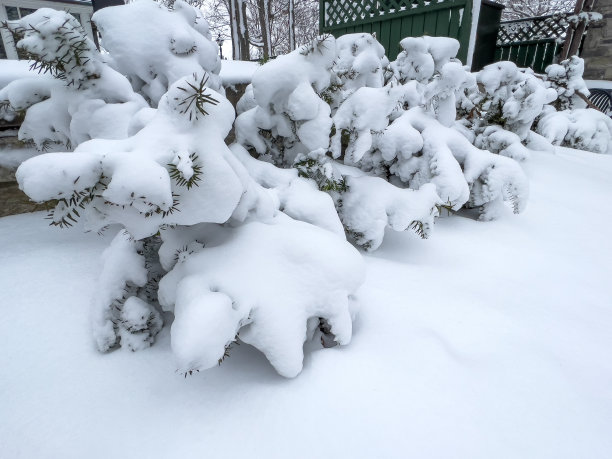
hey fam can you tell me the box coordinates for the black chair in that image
[588,88,612,116]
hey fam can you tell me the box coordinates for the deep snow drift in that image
[1,146,611,458]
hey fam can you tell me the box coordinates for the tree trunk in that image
[560,0,595,60]
[288,0,295,51]
[229,0,250,60]
[257,0,272,58]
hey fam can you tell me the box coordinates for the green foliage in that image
[140,235,164,305]
[3,17,96,88]
[218,335,240,366]
[346,229,373,251]
[486,100,507,127]
[45,175,106,228]
[167,153,203,189]
[318,81,344,106]
[174,74,219,121]
[409,220,428,239]
[45,174,184,229]
[294,156,348,193]
[257,55,276,65]
[435,199,455,217]
[143,193,181,219]
[299,34,332,56]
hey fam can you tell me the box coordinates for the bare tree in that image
[257,0,273,58]
[201,0,318,59]
[157,0,206,7]
[229,0,251,60]
[288,0,295,50]
[500,0,576,20]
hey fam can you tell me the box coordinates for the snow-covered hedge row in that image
[236,32,610,232]
[7,1,611,378]
[10,1,365,378]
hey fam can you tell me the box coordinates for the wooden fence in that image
[494,14,569,73]
[319,0,474,63]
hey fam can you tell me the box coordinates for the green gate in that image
[319,0,474,63]
[494,14,569,73]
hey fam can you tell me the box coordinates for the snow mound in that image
[158,216,365,378]
[1,8,147,149]
[93,0,222,105]
[537,108,612,155]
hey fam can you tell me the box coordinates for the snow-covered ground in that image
[1,146,611,458]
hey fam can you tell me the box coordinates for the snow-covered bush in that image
[544,56,589,111]
[536,107,612,154]
[158,216,363,378]
[11,3,610,378]
[534,56,612,154]
[18,71,365,376]
[235,34,336,165]
[461,57,612,155]
[93,0,222,105]
[0,8,147,149]
[476,62,557,140]
[0,0,223,151]
[14,3,366,378]
[323,33,389,110]
[237,33,529,238]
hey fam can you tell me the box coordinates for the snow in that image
[340,176,439,250]
[1,8,148,149]
[17,151,103,201]
[0,60,38,90]
[219,60,259,85]
[584,79,612,90]
[17,72,244,238]
[1,147,611,457]
[537,107,612,155]
[159,215,364,378]
[0,146,40,171]
[93,0,222,105]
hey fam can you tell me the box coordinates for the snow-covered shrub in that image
[158,216,363,378]
[0,8,147,149]
[235,34,336,165]
[17,68,365,376]
[391,36,474,127]
[474,125,531,162]
[536,107,612,154]
[391,36,459,84]
[322,33,389,110]
[533,56,612,154]
[92,230,164,352]
[544,56,589,111]
[0,0,223,151]
[10,2,368,379]
[237,33,530,244]
[460,57,612,156]
[473,61,557,140]
[93,0,222,106]
[12,3,608,379]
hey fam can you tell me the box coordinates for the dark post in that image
[91,0,126,12]
[89,0,125,51]
[471,0,505,71]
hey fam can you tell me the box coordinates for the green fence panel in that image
[494,14,570,73]
[524,43,537,68]
[320,0,473,62]
[436,8,451,37]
